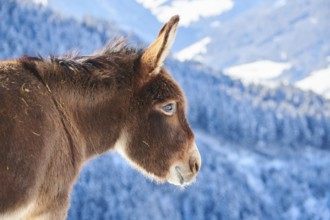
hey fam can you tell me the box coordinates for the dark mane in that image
[19,39,143,88]
[52,38,143,70]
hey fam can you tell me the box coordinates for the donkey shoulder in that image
[0,60,68,213]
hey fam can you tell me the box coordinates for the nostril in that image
[195,162,199,173]
[189,158,200,173]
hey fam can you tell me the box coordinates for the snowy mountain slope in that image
[44,0,202,50]
[223,60,292,85]
[202,0,330,80]
[68,130,330,220]
[40,0,330,99]
[184,0,330,98]
[134,0,330,83]
[45,0,162,45]
[1,1,330,219]
[0,0,128,59]
[171,60,330,149]
[296,65,330,99]
[143,0,329,98]
[41,0,265,51]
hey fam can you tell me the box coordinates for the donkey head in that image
[115,15,201,186]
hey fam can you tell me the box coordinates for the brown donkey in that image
[0,15,201,219]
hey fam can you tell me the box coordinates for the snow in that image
[223,60,292,84]
[274,0,287,8]
[31,0,48,6]
[197,0,330,99]
[174,37,211,62]
[210,20,221,28]
[310,17,319,25]
[295,66,330,99]
[136,0,234,26]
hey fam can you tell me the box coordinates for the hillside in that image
[136,0,330,97]
[0,0,134,59]
[202,0,330,82]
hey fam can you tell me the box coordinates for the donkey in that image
[0,15,201,219]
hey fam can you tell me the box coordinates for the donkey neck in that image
[33,56,135,159]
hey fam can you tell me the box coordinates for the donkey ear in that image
[140,15,179,75]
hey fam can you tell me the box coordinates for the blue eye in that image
[161,102,176,115]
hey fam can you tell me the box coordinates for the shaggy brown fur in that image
[0,15,200,220]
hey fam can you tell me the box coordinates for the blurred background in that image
[1,0,330,219]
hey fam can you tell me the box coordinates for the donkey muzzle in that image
[167,142,201,186]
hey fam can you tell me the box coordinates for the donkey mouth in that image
[175,166,185,185]
[174,166,196,186]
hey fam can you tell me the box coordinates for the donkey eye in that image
[161,102,176,115]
